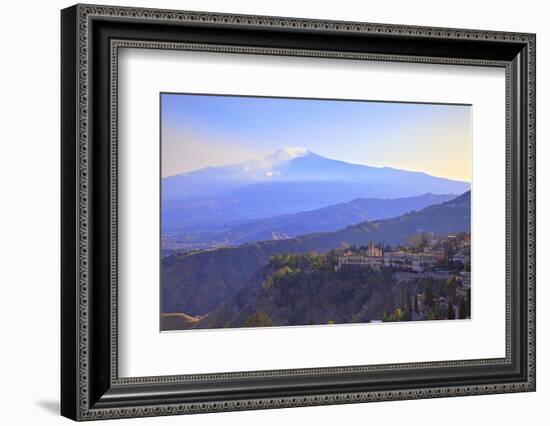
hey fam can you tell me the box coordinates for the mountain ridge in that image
[163,192,457,250]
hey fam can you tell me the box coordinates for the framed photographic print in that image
[61,4,536,421]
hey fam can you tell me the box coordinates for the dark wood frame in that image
[61,4,536,421]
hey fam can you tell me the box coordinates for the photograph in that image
[57,3,536,421]
[160,93,473,331]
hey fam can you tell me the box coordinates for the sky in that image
[161,93,472,182]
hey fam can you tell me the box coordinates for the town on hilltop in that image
[333,232,471,322]
[336,233,470,274]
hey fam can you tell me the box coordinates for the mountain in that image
[162,148,470,234]
[162,191,471,316]
[163,193,457,251]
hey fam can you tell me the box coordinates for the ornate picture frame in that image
[61,4,536,421]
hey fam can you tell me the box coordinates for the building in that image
[430,247,446,262]
[336,253,384,271]
[336,243,384,272]
[452,253,470,266]
[410,253,438,272]
[383,252,438,272]
[457,271,471,287]
[365,241,383,257]
[336,244,439,274]
[383,251,410,268]
[415,293,425,312]
[459,234,471,248]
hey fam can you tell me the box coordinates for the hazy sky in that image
[161,93,472,182]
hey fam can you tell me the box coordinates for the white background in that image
[0,0,547,425]
[119,49,505,377]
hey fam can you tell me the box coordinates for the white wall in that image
[0,0,546,424]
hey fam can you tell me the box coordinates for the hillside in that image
[189,254,465,330]
[162,191,471,317]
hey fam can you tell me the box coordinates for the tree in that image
[244,312,274,328]
[399,288,406,308]
[394,308,402,321]
[419,233,429,251]
[458,299,468,319]
[425,284,434,308]
[414,294,419,314]
[406,287,412,312]
[446,277,457,304]
[447,302,455,320]
[466,288,471,317]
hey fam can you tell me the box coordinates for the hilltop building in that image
[336,242,383,271]
[336,253,384,271]
[365,241,383,257]
[336,249,438,273]
[383,252,438,272]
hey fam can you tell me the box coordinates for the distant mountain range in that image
[163,193,457,251]
[162,148,470,234]
[162,191,471,317]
